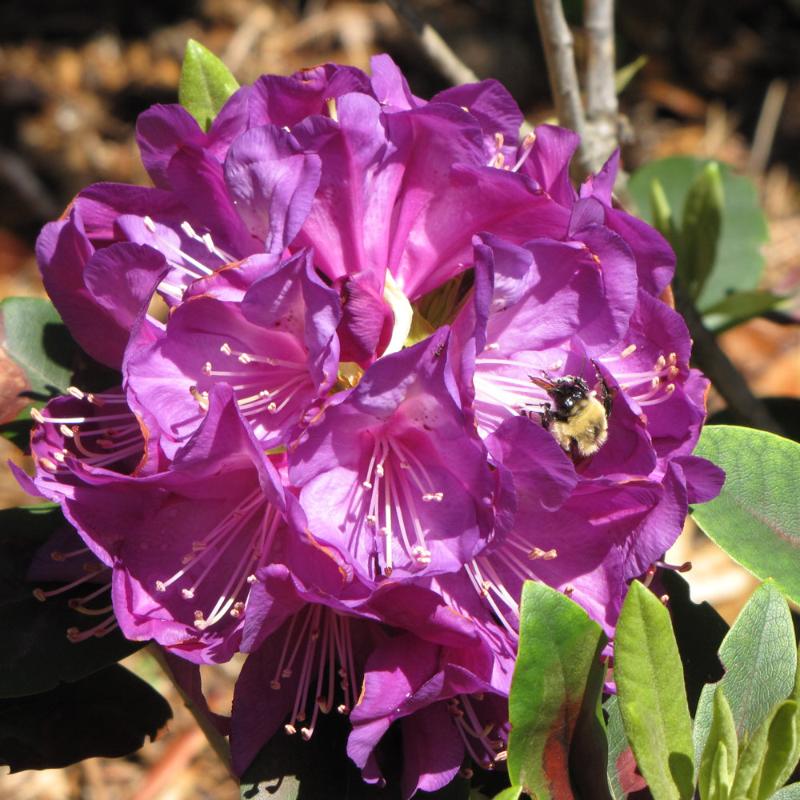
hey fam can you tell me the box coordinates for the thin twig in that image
[748,79,788,177]
[148,643,233,775]
[672,280,784,435]
[533,0,590,175]
[384,0,478,86]
[583,0,619,171]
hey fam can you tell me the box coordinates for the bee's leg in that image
[592,360,613,416]
[540,402,554,429]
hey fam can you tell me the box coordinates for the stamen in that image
[142,216,214,277]
[511,132,536,172]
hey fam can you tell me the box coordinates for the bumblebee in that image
[528,363,612,458]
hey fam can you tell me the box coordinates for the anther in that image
[67,386,86,399]
[422,492,443,502]
[411,545,432,565]
[270,680,281,690]
[563,584,575,596]
[39,457,59,472]
[155,580,166,592]
[620,344,637,358]
[181,588,195,599]
[284,724,297,735]
[230,602,245,618]
[220,342,232,355]
[202,362,212,376]
[189,386,209,411]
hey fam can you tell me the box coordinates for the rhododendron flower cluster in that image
[18,55,723,795]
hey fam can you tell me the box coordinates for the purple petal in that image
[369,54,421,110]
[485,416,577,511]
[224,125,321,252]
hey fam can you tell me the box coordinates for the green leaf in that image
[693,582,796,765]
[628,157,768,310]
[691,426,800,606]
[614,581,694,800]
[754,700,799,800]
[492,789,522,800]
[0,506,142,698]
[730,700,797,799]
[698,690,737,800]
[605,696,634,799]
[708,743,730,800]
[507,581,608,800]
[0,412,33,451]
[679,161,724,299]
[615,55,648,94]
[1,297,77,399]
[649,177,679,251]
[0,664,171,772]
[701,289,788,333]
[179,39,239,132]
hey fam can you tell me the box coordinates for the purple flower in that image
[36,386,301,663]
[125,249,340,454]
[18,51,728,795]
[348,628,512,797]
[289,331,499,583]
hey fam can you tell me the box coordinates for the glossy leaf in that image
[629,156,768,310]
[692,426,800,606]
[507,581,608,800]
[614,581,694,800]
[693,582,796,764]
[0,505,142,698]
[0,664,171,772]
[179,39,239,132]
[0,297,77,399]
[680,161,724,300]
[698,689,737,800]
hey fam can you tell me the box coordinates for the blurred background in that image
[0,0,798,797]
